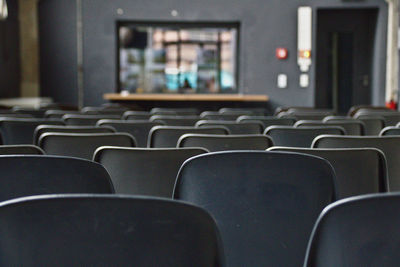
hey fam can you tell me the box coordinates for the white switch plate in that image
[277,74,288,88]
[300,74,309,87]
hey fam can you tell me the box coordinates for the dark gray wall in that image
[0,0,20,98]
[40,0,388,108]
[39,0,78,105]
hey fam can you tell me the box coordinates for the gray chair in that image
[354,111,400,126]
[353,115,385,135]
[380,126,400,136]
[0,155,113,202]
[44,110,81,119]
[150,115,201,126]
[0,118,64,145]
[0,145,45,155]
[178,134,273,152]
[237,116,296,128]
[269,147,387,199]
[196,120,263,134]
[33,125,116,145]
[94,147,207,197]
[0,195,223,266]
[122,111,152,120]
[174,151,336,266]
[97,120,163,147]
[265,126,345,147]
[219,107,268,116]
[304,193,400,267]
[295,120,365,135]
[62,114,121,125]
[200,112,241,121]
[148,126,228,148]
[312,135,400,191]
[150,108,199,116]
[39,133,135,160]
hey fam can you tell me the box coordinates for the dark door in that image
[315,9,378,114]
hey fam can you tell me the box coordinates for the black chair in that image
[39,133,135,160]
[348,105,391,116]
[33,125,116,145]
[352,115,385,135]
[0,155,113,202]
[44,110,81,119]
[237,116,296,128]
[150,107,199,116]
[265,126,345,147]
[62,114,121,125]
[200,112,241,121]
[174,151,336,266]
[196,120,263,134]
[0,118,64,145]
[295,120,365,135]
[81,107,127,116]
[150,115,201,126]
[0,145,44,155]
[12,107,47,118]
[94,147,207,197]
[178,134,273,152]
[97,120,163,147]
[217,110,254,117]
[122,111,152,120]
[148,126,228,148]
[219,107,268,116]
[269,147,387,199]
[281,110,335,121]
[380,126,400,136]
[0,195,223,266]
[354,111,400,126]
[312,135,400,191]
[304,193,400,267]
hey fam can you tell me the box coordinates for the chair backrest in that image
[380,126,400,136]
[62,114,121,125]
[237,116,296,127]
[97,120,162,147]
[196,120,263,134]
[148,126,228,148]
[347,105,391,116]
[178,134,273,152]
[12,107,47,118]
[265,126,345,147]
[94,147,207,197]
[44,110,81,119]
[0,118,64,145]
[39,133,135,160]
[0,155,113,202]
[354,111,400,126]
[269,147,388,199]
[33,125,116,145]
[354,115,385,135]
[295,120,365,135]
[200,112,241,121]
[219,107,268,116]
[122,111,152,120]
[150,107,199,116]
[312,135,400,191]
[150,115,201,126]
[0,145,45,155]
[0,195,223,266]
[174,151,335,266]
[81,107,126,116]
[304,193,400,266]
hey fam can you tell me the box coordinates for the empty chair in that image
[0,118,64,145]
[12,107,47,118]
[174,151,336,266]
[150,107,199,115]
[269,147,387,199]
[200,111,241,121]
[62,114,121,125]
[33,125,116,145]
[322,116,350,121]
[312,135,400,191]
[0,113,34,118]
[219,107,268,116]
[0,195,223,266]
[94,147,207,197]
[285,109,335,121]
[0,155,113,202]
[122,111,152,120]
[265,126,344,147]
[150,115,200,126]
[148,126,228,148]
[0,145,44,155]
[39,133,135,160]
[97,120,162,147]
[354,111,400,126]
[347,105,391,116]
[196,120,263,134]
[217,110,254,117]
[81,106,127,116]
[44,110,80,119]
[304,193,400,266]
[178,134,273,152]
[380,126,400,136]
[295,120,365,135]
[237,116,296,127]
[352,115,385,135]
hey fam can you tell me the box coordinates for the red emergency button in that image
[276,48,288,60]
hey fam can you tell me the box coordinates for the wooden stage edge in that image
[104,93,269,102]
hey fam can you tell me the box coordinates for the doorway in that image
[315,8,378,114]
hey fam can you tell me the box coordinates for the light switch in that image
[277,74,288,88]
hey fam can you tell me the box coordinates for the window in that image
[118,22,239,94]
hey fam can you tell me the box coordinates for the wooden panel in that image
[104,93,269,102]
